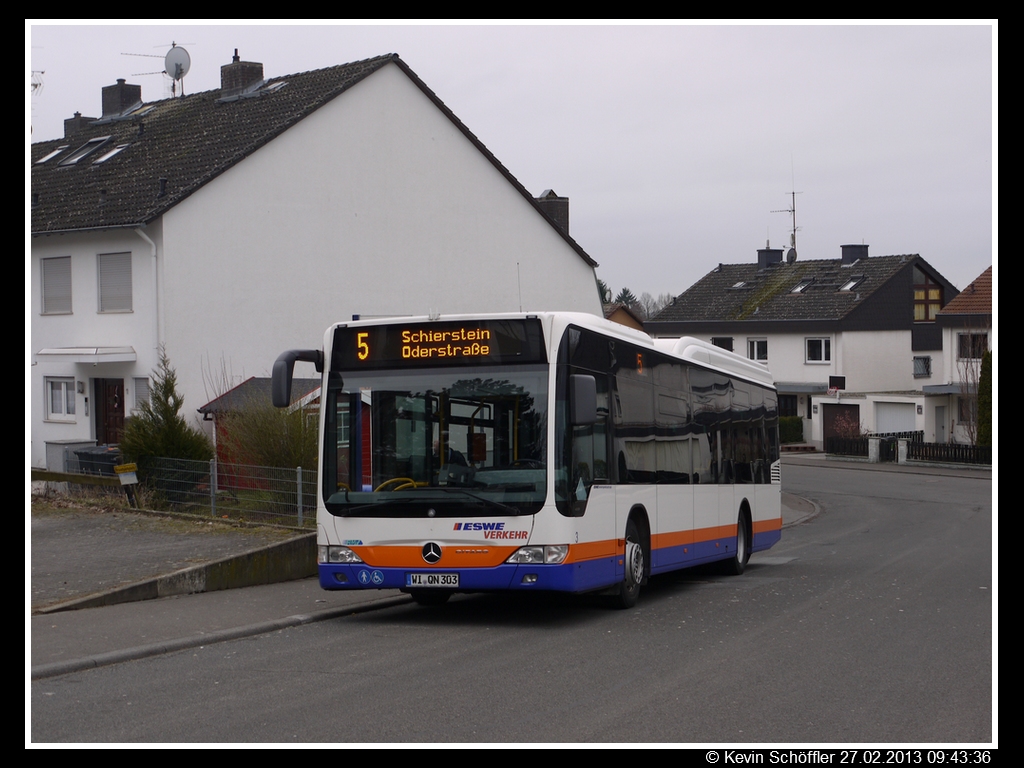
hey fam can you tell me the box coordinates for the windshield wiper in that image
[330,496,420,516]
[433,488,522,515]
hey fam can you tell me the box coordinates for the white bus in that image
[272,312,781,608]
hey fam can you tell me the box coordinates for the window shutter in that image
[99,252,132,312]
[42,256,72,314]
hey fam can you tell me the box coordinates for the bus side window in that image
[570,371,609,510]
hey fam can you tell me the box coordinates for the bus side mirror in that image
[272,349,323,407]
[570,374,597,425]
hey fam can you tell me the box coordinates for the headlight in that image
[318,545,363,564]
[505,545,569,565]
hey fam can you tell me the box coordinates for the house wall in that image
[741,332,836,386]
[840,329,943,392]
[940,324,990,388]
[30,228,162,467]
[730,329,942,450]
[935,323,991,444]
[155,62,599,444]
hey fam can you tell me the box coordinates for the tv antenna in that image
[121,42,192,98]
[772,188,801,259]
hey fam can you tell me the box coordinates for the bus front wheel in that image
[614,519,645,609]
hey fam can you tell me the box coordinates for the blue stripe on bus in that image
[752,529,781,551]
[320,530,782,593]
[319,557,620,594]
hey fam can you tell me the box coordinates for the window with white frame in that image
[806,337,831,363]
[98,252,132,312]
[747,338,768,362]
[913,356,932,378]
[957,333,988,360]
[41,256,72,314]
[45,377,76,421]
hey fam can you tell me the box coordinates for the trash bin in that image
[74,445,121,475]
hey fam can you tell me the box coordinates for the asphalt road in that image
[29,456,993,744]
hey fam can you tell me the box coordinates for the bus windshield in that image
[322,365,548,517]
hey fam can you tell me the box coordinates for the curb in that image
[31,593,411,680]
[33,533,317,615]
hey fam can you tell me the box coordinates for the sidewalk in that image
[34,454,985,680]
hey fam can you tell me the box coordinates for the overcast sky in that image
[27,22,995,301]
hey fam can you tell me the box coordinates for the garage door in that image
[875,402,916,434]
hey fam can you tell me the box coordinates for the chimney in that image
[64,111,97,139]
[757,242,784,269]
[221,49,264,96]
[841,243,869,265]
[535,189,569,234]
[102,79,142,117]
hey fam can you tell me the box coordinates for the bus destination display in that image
[331,319,546,370]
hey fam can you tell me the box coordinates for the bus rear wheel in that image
[722,510,751,576]
[614,519,644,609]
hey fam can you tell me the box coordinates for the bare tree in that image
[636,292,674,321]
[955,321,990,445]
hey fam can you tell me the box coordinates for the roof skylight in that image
[93,144,130,164]
[58,137,111,166]
[35,146,69,164]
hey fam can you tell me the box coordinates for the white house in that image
[31,52,603,469]
[925,266,992,445]
[645,244,964,449]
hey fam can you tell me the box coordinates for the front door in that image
[95,378,125,445]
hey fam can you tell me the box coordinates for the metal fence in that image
[825,434,989,466]
[136,457,318,527]
[825,437,868,457]
[908,442,991,465]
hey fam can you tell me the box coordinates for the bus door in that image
[654,359,694,568]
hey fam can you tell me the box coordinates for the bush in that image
[119,350,213,465]
[218,396,318,471]
[779,416,804,444]
[977,350,991,447]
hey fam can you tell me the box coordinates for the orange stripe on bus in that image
[352,519,782,570]
[353,546,519,568]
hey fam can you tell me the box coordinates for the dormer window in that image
[58,136,111,166]
[913,266,943,322]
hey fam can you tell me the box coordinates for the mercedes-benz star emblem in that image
[422,542,442,564]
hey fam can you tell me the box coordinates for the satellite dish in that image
[164,45,191,81]
[787,248,797,264]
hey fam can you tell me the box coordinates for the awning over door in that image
[35,347,137,364]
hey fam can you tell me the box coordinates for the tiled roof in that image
[198,377,320,414]
[32,55,394,233]
[31,54,597,267]
[650,254,924,323]
[938,266,991,315]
